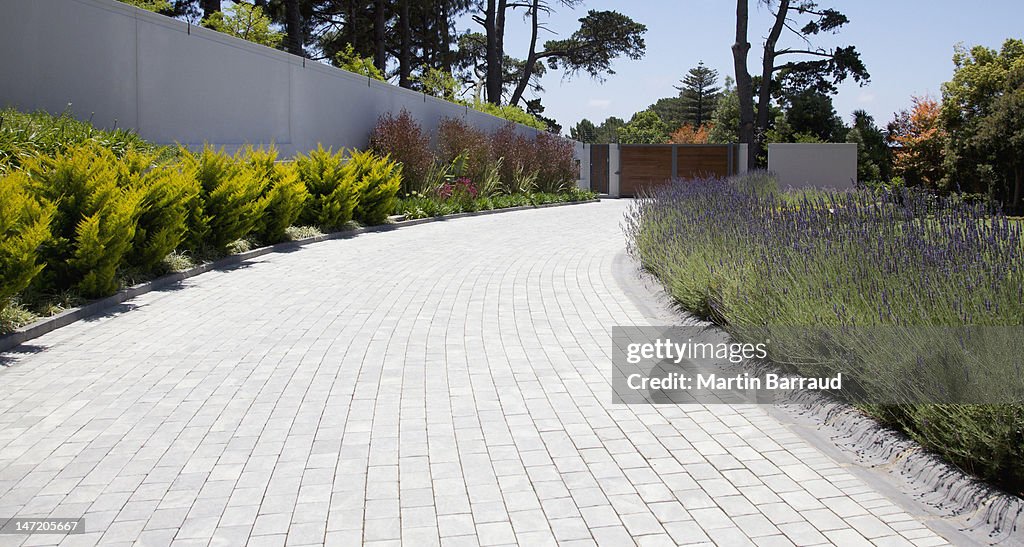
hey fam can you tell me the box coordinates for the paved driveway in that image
[0,201,948,546]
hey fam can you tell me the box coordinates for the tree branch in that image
[775,48,833,57]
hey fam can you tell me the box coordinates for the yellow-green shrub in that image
[119,150,200,271]
[349,149,401,225]
[23,144,143,298]
[182,146,267,251]
[245,147,309,243]
[296,145,359,230]
[0,172,54,313]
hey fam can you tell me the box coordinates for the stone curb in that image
[0,198,600,353]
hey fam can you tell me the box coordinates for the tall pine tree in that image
[674,61,721,127]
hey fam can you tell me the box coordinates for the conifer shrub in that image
[23,144,143,297]
[245,147,310,244]
[0,172,55,314]
[295,145,359,231]
[349,150,402,225]
[118,150,200,272]
[181,146,268,251]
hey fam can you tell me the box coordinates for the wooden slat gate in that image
[619,144,740,197]
[589,144,610,194]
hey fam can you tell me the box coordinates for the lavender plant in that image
[625,172,1024,493]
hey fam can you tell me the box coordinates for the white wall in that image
[0,0,559,159]
[767,143,857,190]
[576,143,590,191]
[608,144,621,198]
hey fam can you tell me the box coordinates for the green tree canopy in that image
[846,110,891,184]
[941,38,1024,208]
[202,3,283,48]
[509,7,647,106]
[617,110,668,144]
[648,96,687,133]
[570,119,598,143]
[707,77,739,143]
[731,0,869,167]
[119,0,171,12]
[774,87,846,143]
[594,117,626,143]
[334,43,386,80]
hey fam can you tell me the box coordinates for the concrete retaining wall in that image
[0,0,551,158]
[768,143,857,190]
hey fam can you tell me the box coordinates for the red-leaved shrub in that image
[490,123,534,192]
[368,109,433,193]
[437,118,491,183]
[532,132,578,193]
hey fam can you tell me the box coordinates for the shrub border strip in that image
[0,198,599,354]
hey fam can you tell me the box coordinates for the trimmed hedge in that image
[184,146,268,252]
[247,147,310,244]
[23,144,144,298]
[296,145,359,230]
[0,137,402,321]
[122,149,199,272]
[0,173,54,314]
[0,108,584,332]
[349,149,402,225]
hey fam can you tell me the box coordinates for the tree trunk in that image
[200,0,219,20]
[284,0,303,56]
[399,0,412,88]
[484,0,503,104]
[754,0,789,165]
[509,0,541,107]
[496,0,506,97]
[373,0,387,72]
[438,7,452,74]
[732,0,755,169]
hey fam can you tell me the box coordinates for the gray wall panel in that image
[768,143,858,190]
[0,0,568,160]
[6,0,139,130]
[137,21,293,146]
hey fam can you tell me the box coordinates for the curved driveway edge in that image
[0,201,961,546]
[0,199,599,354]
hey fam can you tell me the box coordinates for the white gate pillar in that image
[608,143,621,198]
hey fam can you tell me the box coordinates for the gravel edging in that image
[771,396,1023,546]
[0,198,599,353]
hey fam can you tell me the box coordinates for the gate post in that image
[609,143,621,198]
[671,145,678,179]
[577,143,591,190]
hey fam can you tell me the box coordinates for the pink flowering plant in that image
[437,177,478,201]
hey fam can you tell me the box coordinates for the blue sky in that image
[456,0,1024,132]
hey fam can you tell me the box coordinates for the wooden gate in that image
[590,144,609,194]
[619,144,739,197]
